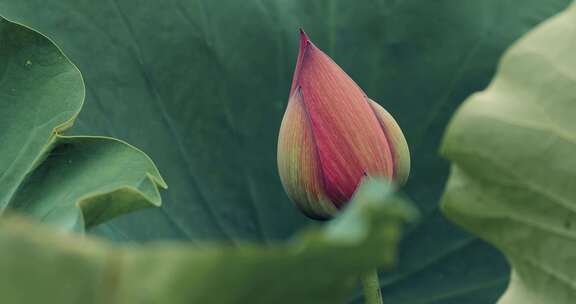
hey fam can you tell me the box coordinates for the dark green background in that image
[0,0,569,302]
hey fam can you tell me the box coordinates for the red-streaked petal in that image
[296,37,395,206]
[277,89,337,219]
[369,99,411,185]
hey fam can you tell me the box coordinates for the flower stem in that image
[361,269,383,304]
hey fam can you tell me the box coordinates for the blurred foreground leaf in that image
[0,179,416,304]
[0,17,165,232]
[441,3,576,303]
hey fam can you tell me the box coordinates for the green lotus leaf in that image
[0,16,166,232]
[441,3,576,303]
[0,0,571,301]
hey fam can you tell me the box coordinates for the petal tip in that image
[291,29,313,95]
[299,28,312,50]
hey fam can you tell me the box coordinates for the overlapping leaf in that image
[441,3,576,303]
[0,179,416,304]
[0,17,166,232]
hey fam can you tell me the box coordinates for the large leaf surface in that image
[0,180,416,304]
[0,0,570,302]
[0,17,165,231]
[441,3,576,303]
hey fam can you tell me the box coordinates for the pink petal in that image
[294,31,395,206]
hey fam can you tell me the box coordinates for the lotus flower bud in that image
[277,30,410,220]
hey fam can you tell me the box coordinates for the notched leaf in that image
[0,16,166,232]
